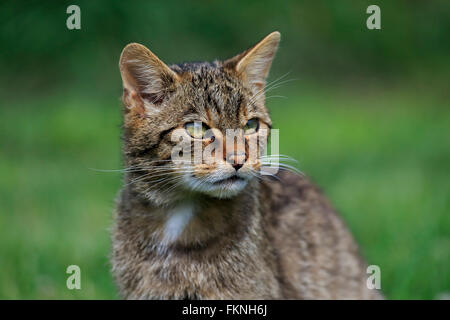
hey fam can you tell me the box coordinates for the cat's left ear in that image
[224,31,280,94]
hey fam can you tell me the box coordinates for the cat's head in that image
[119,32,280,204]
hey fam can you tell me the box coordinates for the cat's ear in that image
[119,43,179,114]
[224,31,280,94]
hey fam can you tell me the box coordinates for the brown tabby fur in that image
[111,32,383,299]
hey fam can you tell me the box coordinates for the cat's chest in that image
[150,200,240,250]
[117,199,281,299]
[160,203,195,246]
[145,248,279,299]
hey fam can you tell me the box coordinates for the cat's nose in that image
[232,163,243,171]
[226,153,246,170]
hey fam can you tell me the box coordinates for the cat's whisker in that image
[125,168,194,187]
[254,71,291,96]
[250,168,281,181]
[260,154,298,161]
[89,159,190,173]
[126,163,192,173]
[265,95,287,100]
[248,76,297,106]
[260,165,303,176]
[260,155,299,165]
[162,177,188,195]
[143,175,188,198]
[152,175,186,192]
[246,73,288,105]
[125,172,156,187]
[249,78,297,105]
[259,152,302,175]
[145,172,190,187]
[260,161,300,169]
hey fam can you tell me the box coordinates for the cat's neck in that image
[119,179,263,255]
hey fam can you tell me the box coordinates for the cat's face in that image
[119,32,280,203]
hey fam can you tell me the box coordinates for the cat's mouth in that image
[213,175,245,185]
[184,173,249,199]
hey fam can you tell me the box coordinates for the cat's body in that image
[113,171,378,299]
[112,32,382,299]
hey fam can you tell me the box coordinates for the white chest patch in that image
[162,204,194,245]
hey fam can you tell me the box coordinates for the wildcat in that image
[111,31,382,299]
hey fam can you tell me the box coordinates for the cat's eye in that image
[243,118,259,135]
[185,122,209,139]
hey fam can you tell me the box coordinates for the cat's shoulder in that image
[259,170,347,237]
[260,170,334,214]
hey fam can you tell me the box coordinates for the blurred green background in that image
[0,0,449,299]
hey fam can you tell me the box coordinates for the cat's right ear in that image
[119,43,179,115]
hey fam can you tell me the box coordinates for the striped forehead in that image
[175,62,250,128]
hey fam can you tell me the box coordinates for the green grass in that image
[0,84,449,299]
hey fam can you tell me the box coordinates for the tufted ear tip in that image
[266,31,281,42]
[120,43,145,69]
